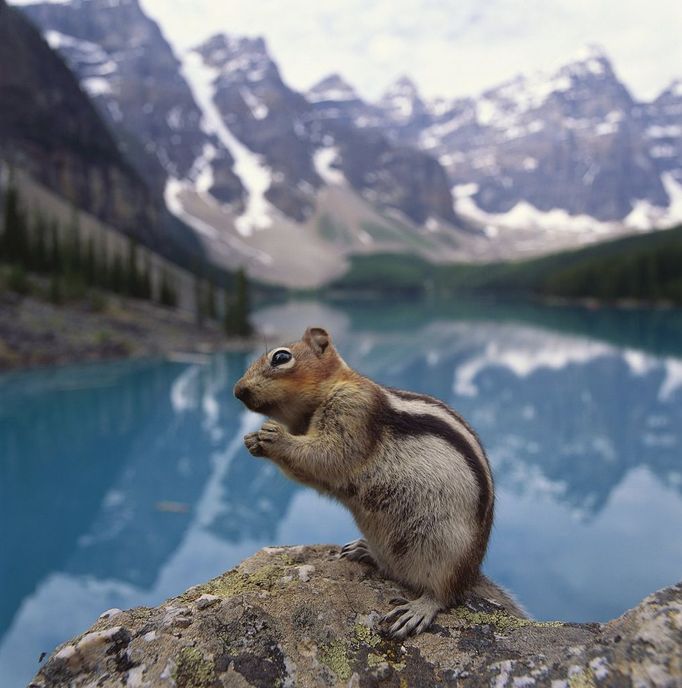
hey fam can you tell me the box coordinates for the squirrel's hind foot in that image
[338,538,377,567]
[381,594,441,639]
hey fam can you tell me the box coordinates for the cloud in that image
[139,0,681,102]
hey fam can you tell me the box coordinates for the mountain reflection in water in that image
[1,299,681,687]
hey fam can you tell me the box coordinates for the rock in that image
[29,545,681,688]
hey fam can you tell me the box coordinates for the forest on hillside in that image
[333,225,682,305]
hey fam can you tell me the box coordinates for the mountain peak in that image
[194,33,279,83]
[660,77,682,99]
[198,33,269,59]
[574,43,609,61]
[382,75,421,101]
[378,75,426,122]
[307,73,360,102]
[560,43,614,79]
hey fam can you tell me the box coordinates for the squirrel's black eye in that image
[271,349,293,367]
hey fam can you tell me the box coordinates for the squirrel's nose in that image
[234,382,251,404]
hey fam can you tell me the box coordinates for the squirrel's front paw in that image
[244,421,287,458]
[244,431,266,457]
[256,420,286,457]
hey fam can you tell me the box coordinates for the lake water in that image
[1,298,682,686]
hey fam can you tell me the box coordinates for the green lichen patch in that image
[277,553,296,567]
[354,623,381,647]
[174,647,217,688]
[321,623,410,681]
[367,649,406,673]
[320,639,352,682]
[452,608,564,633]
[190,555,296,601]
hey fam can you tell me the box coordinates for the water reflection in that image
[1,300,681,686]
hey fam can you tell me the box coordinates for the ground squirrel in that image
[234,326,525,638]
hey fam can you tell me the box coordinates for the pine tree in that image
[32,211,49,272]
[65,209,82,276]
[97,237,109,289]
[85,236,96,286]
[224,267,253,337]
[127,238,140,297]
[159,268,177,308]
[110,252,124,293]
[140,250,152,300]
[1,183,28,266]
[49,221,62,275]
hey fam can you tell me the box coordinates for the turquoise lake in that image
[1,299,682,686]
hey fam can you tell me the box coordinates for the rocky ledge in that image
[30,545,681,687]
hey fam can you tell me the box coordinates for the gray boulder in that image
[30,545,681,687]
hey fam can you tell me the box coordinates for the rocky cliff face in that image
[193,34,320,222]
[19,0,240,201]
[29,545,682,688]
[639,80,682,210]
[0,0,159,244]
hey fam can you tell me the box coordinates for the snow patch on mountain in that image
[191,143,217,194]
[307,74,359,103]
[454,184,616,237]
[179,49,272,236]
[624,173,682,229]
[164,178,217,239]
[240,87,268,120]
[313,147,345,185]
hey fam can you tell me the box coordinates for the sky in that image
[138,0,681,102]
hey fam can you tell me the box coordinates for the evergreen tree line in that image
[0,182,175,306]
[542,241,682,304]
[0,182,253,335]
[193,264,253,336]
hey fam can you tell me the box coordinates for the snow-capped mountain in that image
[18,0,467,284]
[378,76,432,131]
[12,0,682,284]
[365,47,681,235]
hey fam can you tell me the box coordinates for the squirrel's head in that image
[233,327,347,428]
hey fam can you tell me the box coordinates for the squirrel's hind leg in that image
[381,594,442,639]
[338,538,377,567]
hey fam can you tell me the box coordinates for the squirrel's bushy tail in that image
[472,574,528,618]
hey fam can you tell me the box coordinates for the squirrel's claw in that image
[338,538,377,567]
[381,595,441,639]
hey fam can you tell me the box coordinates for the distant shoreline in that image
[324,287,682,311]
[0,293,255,374]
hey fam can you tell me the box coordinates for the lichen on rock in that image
[29,545,682,688]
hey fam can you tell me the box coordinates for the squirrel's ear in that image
[303,327,330,355]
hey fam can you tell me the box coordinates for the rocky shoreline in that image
[29,545,681,687]
[0,293,251,373]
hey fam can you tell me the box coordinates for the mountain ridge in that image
[11,0,682,286]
